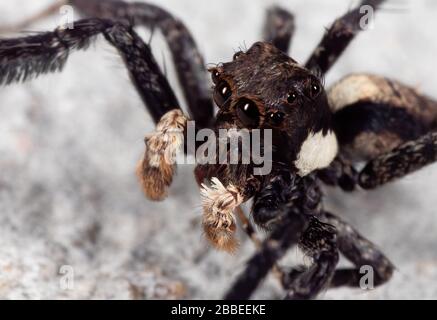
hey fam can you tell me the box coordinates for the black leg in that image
[282,211,393,295]
[283,217,339,300]
[319,130,437,190]
[321,211,394,288]
[224,209,309,300]
[223,170,321,300]
[69,0,213,127]
[317,155,358,191]
[305,0,385,74]
[0,18,190,200]
[0,18,180,123]
[359,131,437,189]
[262,6,295,54]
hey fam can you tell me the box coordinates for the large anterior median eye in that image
[214,80,232,107]
[235,98,260,128]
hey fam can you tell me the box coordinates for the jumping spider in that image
[1,0,437,299]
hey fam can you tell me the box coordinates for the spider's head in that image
[209,41,338,176]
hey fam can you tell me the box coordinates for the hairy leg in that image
[321,211,394,288]
[0,0,213,127]
[282,211,393,295]
[0,18,189,199]
[0,18,180,122]
[224,209,309,300]
[359,131,437,189]
[283,217,339,300]
[262,6,295,54]
[69,0,213,127]
[137,109,188,200]
[317,155,357,191]
[305,0,385,74]
[223,170,320,299]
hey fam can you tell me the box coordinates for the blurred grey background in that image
[0,0,437,299]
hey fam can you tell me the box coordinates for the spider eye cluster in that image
[214,80,232,107]
[286,79,322,105]
[233,51,244,60]
[235,98,260,128]
[287,92,297,104]
[309,81,322,99]
[311,83,321,96]
[268,112,285,126]
[211,69,220,84]
[308,77,322,99]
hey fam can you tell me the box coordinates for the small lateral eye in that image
[214,80,232,107]
[211,69,220,84]
[311,83,321,97]
[236,98,260,128]
[268,112,285,126]
[287,92,297,104]
[233,51,243,60]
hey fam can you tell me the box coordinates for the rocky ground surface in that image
[0,0,437,299]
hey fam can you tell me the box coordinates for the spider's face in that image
[209,41,338,175]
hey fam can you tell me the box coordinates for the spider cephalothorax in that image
[194,42,339,251]
[2,0,437,300]
[210,42,337,177]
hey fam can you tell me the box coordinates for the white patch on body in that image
[295,130,338,176]
[327,74,379,112]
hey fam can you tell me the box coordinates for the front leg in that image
[283,211,394,292]
[264,171,393,297]
[284,217,339,300]
[322,211,394,288]
[137,109,189,201]
[305,0,385,74]
[262,6,295,54]
[70,0,213,127]
[0,18,180,122]
[224,207,310,300]
[223,170,321,299]
[0,0,214,127]
[0,18,191,200]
